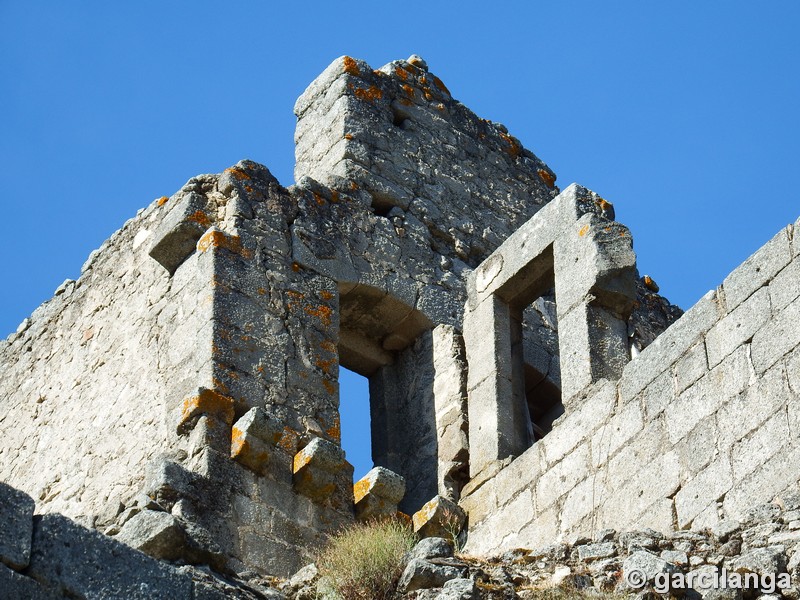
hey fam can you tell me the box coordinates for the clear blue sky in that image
[2,2,798,481]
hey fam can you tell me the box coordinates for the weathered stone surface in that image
[407,537,454,561]
[231,407,283,475]
[577,542,617,561]
[0,563,60,600]
[353,467,406,521]
[28,514,193,599]
[398,558,468,592]
[413,495,467,539]
[148,191,212,274]
[435,577,479,600]
[0,482,34,570]
[116,509,188,561]
[730,546,788,576]
[621,550,678,589]
[722,226,792,311]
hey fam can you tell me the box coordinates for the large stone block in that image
[412,495,466,539]
[752,294,800,374]
[620,289,720,403]
[722,226,792,311]
[148,191,212,275]
[231,407,284,475]
[28,514,193,599]
[0,482,34,570]
[292,438,354,511]
[675,456,733,529]
[0,564,59,600]
[706,286,771,368]
[354,467,406,521]
[768,257,800,312]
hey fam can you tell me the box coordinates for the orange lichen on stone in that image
[643,275,660,292]
[324,413,341,441]
[343,56,360,76]
[313,192,325,206]
[351,85,383,102]
[316,357,337,376]
[399,98,413,106]
[157,196,169,207]
[187,210,212,228]
[225,167,251,181]
[197,230,253,258]
[537,169,556,189]
[305,304,333,327]
[257,288,267,295]
[354,478,370,503]
[395,66,410,81]
[331,191,340,203]
[402,84,415,98]
[320,340,336,353]
[320,290,334,301]
[322,379,336,395]
[349,181,359,191]
[432,75,450,96]
[499,132,521,158]
[179,388,235,432]
[423,90,433,101]
[278,427,300,453]
[292,262,301,272]
[344,133,353,140]
[245,185,253,194]
[579,224,590,237]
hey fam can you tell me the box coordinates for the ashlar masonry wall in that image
[461,213,800,556]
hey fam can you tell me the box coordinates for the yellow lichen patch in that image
[423,90,433,101]
[187,210,212,228]
[578,224,590,237]
[344,133,353,140]
[352,85,383,102]
[395,66,410,81]
[180,388,235,431]
[230,426,247,457]
[343,56,360,76]
[225,167,251,181]
[293,449,313,473]
[412,498,437,531]
[197,230,253,259]
[499,132,521,158]
[322,379,336,395]
[436,103,445,111]
[157,196,169,207]
[537,169,556,189]
[354,478,371,503]
[402,84,415,98]
[257,288,267,295]
[320,290,334,301]
[431,75,450,96]
[244,185,253,194]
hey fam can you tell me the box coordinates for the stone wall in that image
[0,54,691,579]
[461,215,800,556]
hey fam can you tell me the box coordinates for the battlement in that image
[1,55,796,584]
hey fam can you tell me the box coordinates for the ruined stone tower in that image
[2,55,799,596]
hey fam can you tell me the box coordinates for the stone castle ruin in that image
[2,54,799,597]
